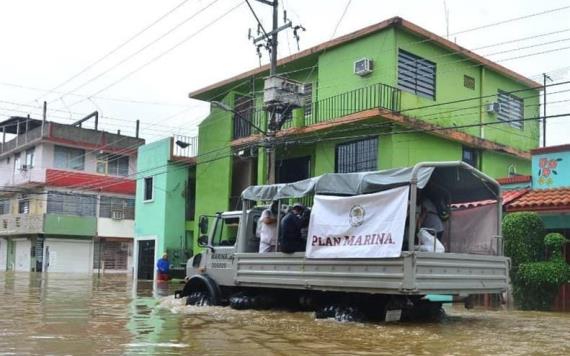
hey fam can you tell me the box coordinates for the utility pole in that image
[246,0,305,184]
[542,73,553,147]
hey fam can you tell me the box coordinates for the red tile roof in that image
[530,144,570,155]
[506,188,570,212]
[496,175,531,185]
[453,189,528,209]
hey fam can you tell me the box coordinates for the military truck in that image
[176,162,509,321]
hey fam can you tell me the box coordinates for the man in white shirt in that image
[258,201,278,253]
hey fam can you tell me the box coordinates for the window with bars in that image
[335,137,378,173]
[497,90,524,129]
[99,196,135,220]
[233,95,254,139]
[0,199,10,215]
[47,191,96,217]
[398,49,436,100]
[18,195,30,214]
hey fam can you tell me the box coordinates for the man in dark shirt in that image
[280,203,306,253]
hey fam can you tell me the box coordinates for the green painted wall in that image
[395,29,539,151]
[318,29,397,99]
[481,150,531,178]
[135,138,189,256]
[193,100,234,252]
[43,215,96,236]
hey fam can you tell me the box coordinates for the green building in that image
[134,137,196,279]
[134,17,541,274]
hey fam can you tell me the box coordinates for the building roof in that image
[189,16,541,100]
[530,144,570,155]
[0,116,43,134]
[506,188,570,212]
[496,175,531,185]
[452,189,528,209]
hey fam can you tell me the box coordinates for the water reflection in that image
[1,272,569,355]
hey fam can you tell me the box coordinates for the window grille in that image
[398,49,436,100]
[335,137,378,173]
[497,90,524,129]
[143,177,153,201]
[46,191,96,217]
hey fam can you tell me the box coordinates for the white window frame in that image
[143,177,154,203]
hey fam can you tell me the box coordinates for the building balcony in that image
[0,119,145,158]
[0,213,97,237]
[171,134,198,160]
[232,81,401,140]
[0,214,44,236]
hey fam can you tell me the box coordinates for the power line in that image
[34,0,193,103]
[52,0,221,103]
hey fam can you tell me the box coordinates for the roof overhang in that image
[188,16,541,101]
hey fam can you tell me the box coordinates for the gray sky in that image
[1,0,569,145]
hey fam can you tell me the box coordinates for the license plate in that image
[385,309,402,322]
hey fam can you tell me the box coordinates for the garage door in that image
[44,239,93,273]
[14,239,31,272]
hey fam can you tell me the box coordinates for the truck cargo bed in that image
[233,252,509,296]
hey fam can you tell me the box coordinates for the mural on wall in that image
[537,157,562,187]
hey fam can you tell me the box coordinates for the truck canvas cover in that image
[241,162,499,204]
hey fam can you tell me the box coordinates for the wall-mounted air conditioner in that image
[111,210,124,220]
[486,102,501,114]
[354,58,373,76]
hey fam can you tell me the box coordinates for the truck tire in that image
[181,275,221,306]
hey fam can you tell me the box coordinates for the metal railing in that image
[232,82,401,139]
[306,82,401,125]
[172,134,198,158]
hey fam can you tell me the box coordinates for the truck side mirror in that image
[198,234,209,246]
[199,216,208,235]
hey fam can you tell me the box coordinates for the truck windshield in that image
[212,217,240,246]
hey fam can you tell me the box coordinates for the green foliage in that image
[514,260,570,310]
[503,212,545,273]
[544,233,566,261]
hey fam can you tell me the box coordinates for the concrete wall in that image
[0,238,7,271]
[98,218,134,238]
[531,149,570,189]
[135,138,189,257]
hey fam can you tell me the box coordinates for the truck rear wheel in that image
[186,291,212,306]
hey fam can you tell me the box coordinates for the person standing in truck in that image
[258,201,278,253]
[156,253,171,281]
[280,203,306,253]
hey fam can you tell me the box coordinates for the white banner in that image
[305,186,410,259]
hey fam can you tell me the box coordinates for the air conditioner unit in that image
[111,210,124,220]
[354,58,373,76]
[486,102,501,114]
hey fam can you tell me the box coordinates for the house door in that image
[137,240,155,280]
[277,156,311,183]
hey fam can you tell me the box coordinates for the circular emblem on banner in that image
[349,204,366,227]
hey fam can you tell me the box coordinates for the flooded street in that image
[1,272,569,355]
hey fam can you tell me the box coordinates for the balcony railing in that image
[172,134,198,158]
[232,82,401,139]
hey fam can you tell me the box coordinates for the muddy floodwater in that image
[1,272,569,355]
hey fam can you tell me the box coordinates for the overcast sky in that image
[1,0,569,146]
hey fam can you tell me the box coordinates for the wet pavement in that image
[1,272,569,355]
